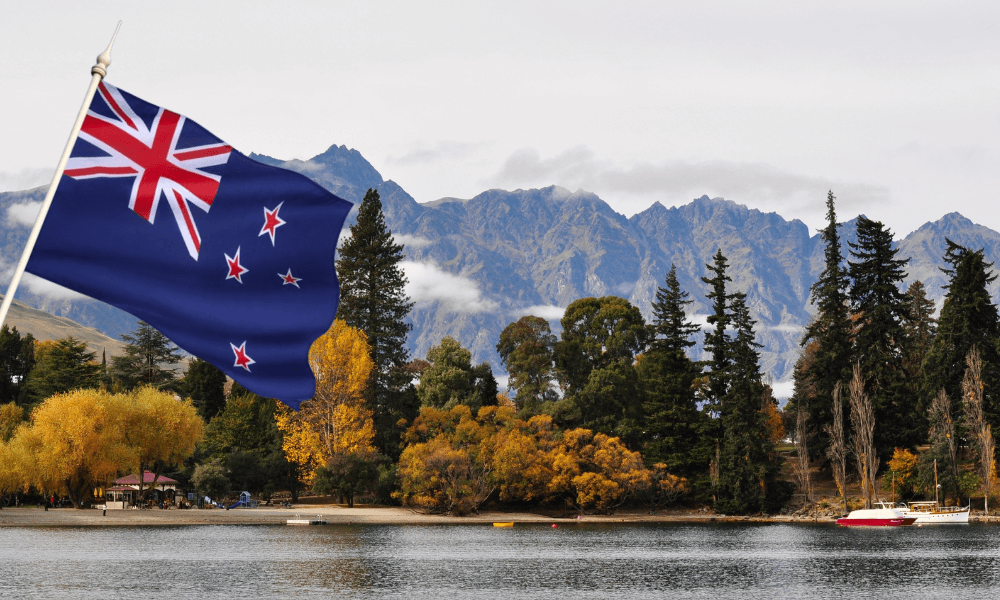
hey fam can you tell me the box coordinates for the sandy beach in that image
[0,505,831,527]
[2,504,997,527]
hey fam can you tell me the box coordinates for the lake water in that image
[1,522,999,599]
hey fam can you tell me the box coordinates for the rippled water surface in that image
[2,522,999,599]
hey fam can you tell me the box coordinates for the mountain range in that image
[3,145,1000,398]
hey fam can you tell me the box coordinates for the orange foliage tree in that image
[275,320,376,487]
[396,404,680,515]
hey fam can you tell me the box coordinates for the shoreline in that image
[2,506,999,527]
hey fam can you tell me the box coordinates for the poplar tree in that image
[336,188,415,459]
[797,191,853,454]
[921,240,1000,429]
[848,216,912,460]
[639,264,704,476]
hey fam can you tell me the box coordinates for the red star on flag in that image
[279,268,302,288]
[231,341,255,371]
[259,202,286,246]
[225,247,249,283]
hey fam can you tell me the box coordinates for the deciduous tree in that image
[275,320,377,487]
[497,316,558,414]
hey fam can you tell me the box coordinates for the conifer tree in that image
[0,325,34,406]
[26,337,101,402]
[902,280,936,433]
[335,188,416,459]
[922,240,1000,429]
[110,321,182,391]
[716,294,785,514]
[701,249,733,423]
[184,358,228,420]
[848,216,913,460]
[639,264,705,476]
[796,191,853,454]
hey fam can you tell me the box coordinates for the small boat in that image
[897,502,970,524]
[836,506,916,527]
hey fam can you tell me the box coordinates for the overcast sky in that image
[3,1,1000,237]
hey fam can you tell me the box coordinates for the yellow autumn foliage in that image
[396,404,672,515]
[0,388,203,507]
[0,402,24,442]
[275,320,376,486]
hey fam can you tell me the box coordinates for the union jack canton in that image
[27,82,353,409]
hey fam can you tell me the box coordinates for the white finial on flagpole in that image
[92,21,120,78]
[0,23,122,332]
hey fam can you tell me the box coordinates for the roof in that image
[114,471,179,485]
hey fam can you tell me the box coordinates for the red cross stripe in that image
[64,82,232,260]
[231,341,255,371]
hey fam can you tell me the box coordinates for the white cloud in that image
[386,141,491,166]
[402,260,498,313]
[20,273,87,302]
[768,323,805,333]
[486,146,889,219]
[516,304,565,321]
[7,202,41,227]
[336,228,352,249]
[0,168,51,193]
[771,379,795,404]
[393,234,433,249]
[689,313,712,330]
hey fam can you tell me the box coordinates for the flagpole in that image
[0,23,120,331]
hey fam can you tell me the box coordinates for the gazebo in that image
[104,472,182,509]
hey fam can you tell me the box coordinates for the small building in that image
[104,472,183,509]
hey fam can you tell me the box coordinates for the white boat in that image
[837,506,916,527]
[897,502,970,524]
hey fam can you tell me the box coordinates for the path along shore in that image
[3,506,1000,527]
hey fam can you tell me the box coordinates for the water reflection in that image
[1,522,1000,598]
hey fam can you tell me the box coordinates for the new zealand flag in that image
[26,82,353,409]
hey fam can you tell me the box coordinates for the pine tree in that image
[848,216,913,460]
[184,358,228,420]
[639,264,705,476]
[901,280,936,433]
[335,188,415,460]
[110,321,182,391]
[701,249,733,424]
[26,337,101,402]
[716,294,786,514]
[922,240,1000,429]
[796,191,853,455]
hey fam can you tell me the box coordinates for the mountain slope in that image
[4,146,1000,396]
